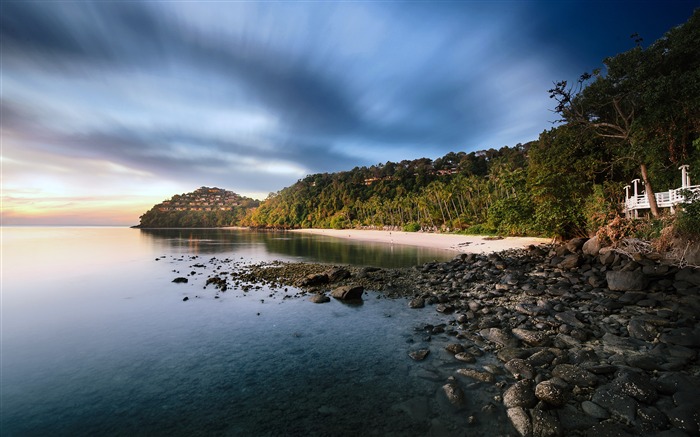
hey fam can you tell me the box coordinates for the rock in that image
[566,237,588,252]
[309,294,330,303]
[479,327,519,347]
[559,254,582,270]
[182,296,189,301]
[503,380,537,408]
[331,285,364,300]
[456,368,495,383]
[676,266,700,286]
[599,247,616,265]
[627,319,657,341]
[299,273,329,286]
[664,405,700,434]
[442,377,465,407]
[507,407,532,437]
[172,277,188,283]
[409,349,430,361]
[606,270,647,291]
[554,311,586,328]
[454,352,476,363]
[526,350,556,367]
[659,327,700,347]
[582,236,602,256]
[534,380,568,407]
[505,358,535,380]
[581,400,609,419]
[612,370,658,404]
[552,364,597,387]
[592,384,637,425]
[512,328,551,347]
[325,267,351,282]
[445,343,464,354]
[408,297,425,308]
[557,404,599,431]
[531,406,564,437]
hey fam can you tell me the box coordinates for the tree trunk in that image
[640,163,660,217]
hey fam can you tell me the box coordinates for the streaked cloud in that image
[1,0,696,224]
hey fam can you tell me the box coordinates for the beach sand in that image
[291,229,551,254]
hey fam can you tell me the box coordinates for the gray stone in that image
[566,238,588,253]
[512,328,551,346]
[559,254,583,270]
[445,343,464,354]
[309,294,330,303]
[627,319,657,341]
[598,247,616,265]
[456,368,495,383]
[555,311,586,328]
[299,273,329,286]
[330,284,364,300]
[505,358,535,380]
[582,236,602,256]
[454,352,476,363]
[552,364,597,387]
[581,400,609,419]
[526,350,556,367]
[325,267,351,282]
[676,267,700,286]
[592,384,637,425]
[409,349,430,361]
[479,327,519,347]
[408,297,425,308]
[503,380,537,409]
[612,370,658,404]
[507,407,532,437]
[557,404,599,431]
[534,380,568,407]
[531,406,564,437]
[606,270,647,291]
[659,327,700,347]
[442,377,465,407]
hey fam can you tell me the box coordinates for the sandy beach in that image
[291,229,551,254]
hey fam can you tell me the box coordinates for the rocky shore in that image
[174,236,699,436]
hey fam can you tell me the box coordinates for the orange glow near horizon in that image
[1,195,161,226]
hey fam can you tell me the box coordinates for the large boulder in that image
[331,285,364,300]
[606,270,647,291]
[299,273,329,286]
[582,236,603,256]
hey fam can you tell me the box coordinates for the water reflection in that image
[138,228,453,268]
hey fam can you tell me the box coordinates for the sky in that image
[2,1,698,225]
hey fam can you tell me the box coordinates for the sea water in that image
[2,227,513,436]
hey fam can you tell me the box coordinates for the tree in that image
[549,9,700,217]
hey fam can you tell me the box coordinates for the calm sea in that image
[2,227,512,436]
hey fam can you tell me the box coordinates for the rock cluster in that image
[404,237,700,436]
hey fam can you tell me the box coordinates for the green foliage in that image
[676,189,700,238]
[403,223,421,232]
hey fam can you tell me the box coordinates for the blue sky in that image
[2,0,698,224]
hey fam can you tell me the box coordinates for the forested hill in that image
[244,146,533,232]
[137,187,259,228]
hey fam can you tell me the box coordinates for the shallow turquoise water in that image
[2,228,512,436]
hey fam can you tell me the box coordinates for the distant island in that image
[135,186,259,228]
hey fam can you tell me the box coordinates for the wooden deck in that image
[625,185,700,212]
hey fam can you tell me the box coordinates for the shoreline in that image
[290,228,551,254]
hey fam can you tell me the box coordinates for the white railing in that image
[625,185,700,211]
